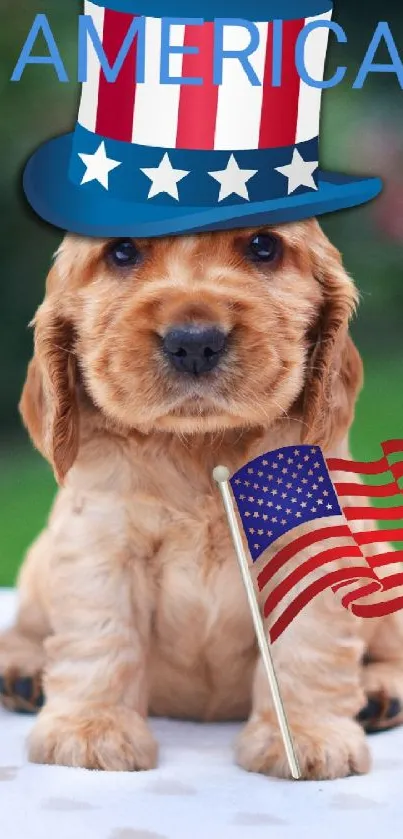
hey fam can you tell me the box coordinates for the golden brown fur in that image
[2,218,403,779]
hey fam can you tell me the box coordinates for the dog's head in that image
[20,219,362,483]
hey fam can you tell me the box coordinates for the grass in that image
[0,448,56,586]
[0,358,402,586]
[350,358,403,458]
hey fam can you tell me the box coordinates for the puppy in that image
[1,219,403,779]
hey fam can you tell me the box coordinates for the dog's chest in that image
[147,493,258,719]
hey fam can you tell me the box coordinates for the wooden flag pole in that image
[213,465,301,781]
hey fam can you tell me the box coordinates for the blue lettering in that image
[272,20,283,87]
[11,13,68,82]
[295,20,347,89]
[78,14,145,83]
[160,18,204,85]
[353,22,403,89]
[214,19,260,86]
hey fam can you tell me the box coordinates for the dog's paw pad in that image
[0,671,44,714]
[358,693,403,733]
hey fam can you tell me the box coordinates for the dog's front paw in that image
[235,715,370,780]
[28,703,158,771]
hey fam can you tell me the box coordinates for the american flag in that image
[230,441,403,643]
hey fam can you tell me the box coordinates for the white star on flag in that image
[275,149,318,195]
[140,153,190,200]
[78,141,121,190]
[208,154,258,202]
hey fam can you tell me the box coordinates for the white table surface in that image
[0,588,402,839]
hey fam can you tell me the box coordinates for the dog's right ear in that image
[19,267,79,485]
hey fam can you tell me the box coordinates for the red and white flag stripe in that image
[78,1,332,151]
[257,444,403,644]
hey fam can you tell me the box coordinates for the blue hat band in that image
[70,125,319,208]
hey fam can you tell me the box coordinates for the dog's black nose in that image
[163,325,227,375]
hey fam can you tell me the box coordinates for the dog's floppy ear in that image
[19,266,79,484]
[301,228,363,450]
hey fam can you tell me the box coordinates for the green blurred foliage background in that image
[0,1,402,585]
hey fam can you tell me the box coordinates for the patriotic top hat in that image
[23,0,381,238]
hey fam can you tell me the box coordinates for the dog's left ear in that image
[301,227,363,450]
[19,264,79,485]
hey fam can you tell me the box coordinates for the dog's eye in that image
[108,240,139,267]
[247,234,279,263]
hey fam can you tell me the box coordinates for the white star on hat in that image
[208,154,258,202]
[78,141,121,190]
[141,153,190,200]
[275,149,318,196]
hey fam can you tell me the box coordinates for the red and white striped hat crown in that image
[79,1,332,152]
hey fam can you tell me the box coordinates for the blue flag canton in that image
[230,445,342,562]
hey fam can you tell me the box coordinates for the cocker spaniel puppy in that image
[1,219,403,779]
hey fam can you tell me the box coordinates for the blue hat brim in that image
[24,133,382,238]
